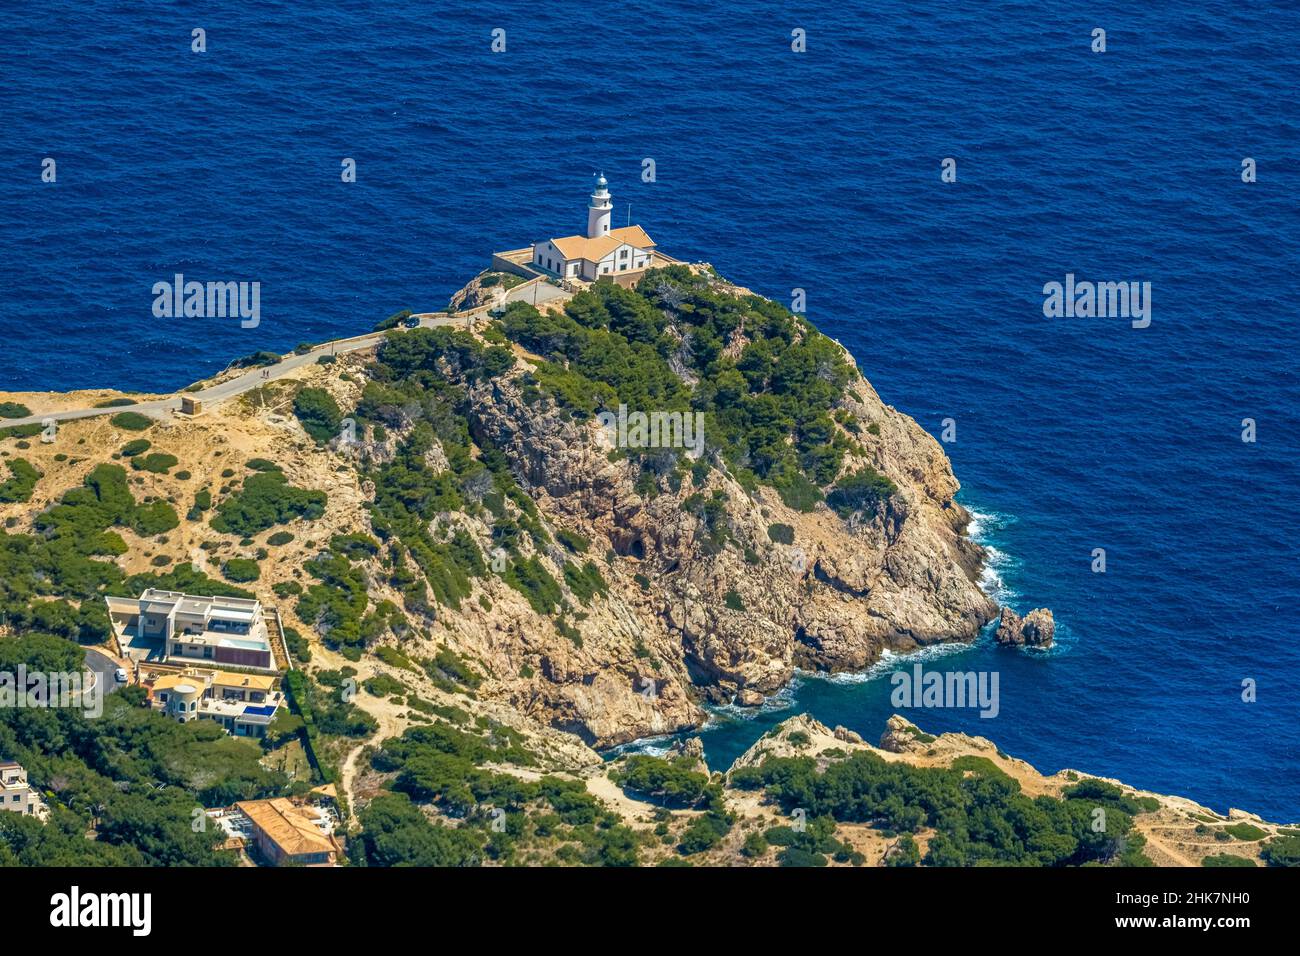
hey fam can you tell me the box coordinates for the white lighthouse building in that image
[588,174,612,238]
[532,175,657,282]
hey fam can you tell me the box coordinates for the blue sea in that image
[2,2,1297,819]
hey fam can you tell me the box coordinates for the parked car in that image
[114,668,128,683]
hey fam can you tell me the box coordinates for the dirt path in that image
[1136,820,1203,867]
[338,696,407,824]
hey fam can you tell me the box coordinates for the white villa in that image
[106,589,278,673]
[531,175,657,281]
[0,760,48,820]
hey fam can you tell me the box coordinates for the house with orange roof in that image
[235,797,342,867]
[531,175,657,281]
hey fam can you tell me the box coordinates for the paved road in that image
[3,278,572,430]
[84,647,124,696]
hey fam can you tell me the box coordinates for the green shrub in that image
[130,453,179,474]
[267,531,294,546]
[132,501,180,536]
[210,471,326,536]
[1262,835,1300,867]
[1223,822,1268,842]
[563,560,607,605]
[330,533,379,560]
[827,467,897,518]
[0,402,32,419]
[724,590,745,611]
[273,580,303,598]
[503,556,563,615]
[120,439,152,457]
[231,351,280,369]
[0,424,42,440]
[293,387,343,444]
[110,412,153,431]
[373,309,413,332]
[612,756,709,808]
[0,459,41,503]
[749,750,1150,867]
[1202,853,1256,867]
[222,558,261,582]
[556,528,590,553]
[364,673,406,697]
[93,397,137,408]
[886,834,921,867]
[423,648,481,692]
[766,523,795,545]
[282,626,311,663]
[771,467,824,512]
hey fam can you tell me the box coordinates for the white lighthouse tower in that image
[586,173,612,239]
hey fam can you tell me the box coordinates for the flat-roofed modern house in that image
[0,760,49,820]
[236,797,341,866]
[105,589,277,673]
[146,668,284,738]
[531,175,657,281]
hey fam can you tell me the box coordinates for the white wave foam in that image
[963,502,1020,603]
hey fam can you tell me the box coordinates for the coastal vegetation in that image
[209,470,327,536]
[490,269,864,511]
[358,720,644,867]
[293,386,343,444]
[0,459,40,503]
[221,557,261,582]
[130,452,179,474]
[0,267,1283,872]
[730,752,1153,867]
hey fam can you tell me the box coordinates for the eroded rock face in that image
[879,715,933,754]
[388,277,996,748]
[448,271,509,312]
[833,725,864,745]
[994,607,1055,648]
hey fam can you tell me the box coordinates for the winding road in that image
[3,278,570,430]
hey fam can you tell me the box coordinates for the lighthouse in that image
[529,175,657,281]
[587,173,612,239]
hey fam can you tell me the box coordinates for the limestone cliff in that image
[381,267,991,749]
[457,336,995,746]
[0,266,996,755]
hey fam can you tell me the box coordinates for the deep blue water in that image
[2,2,1297,819]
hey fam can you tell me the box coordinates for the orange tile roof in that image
[237,798,335,858]
[549,225,656,263]
[609,225,655,249]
